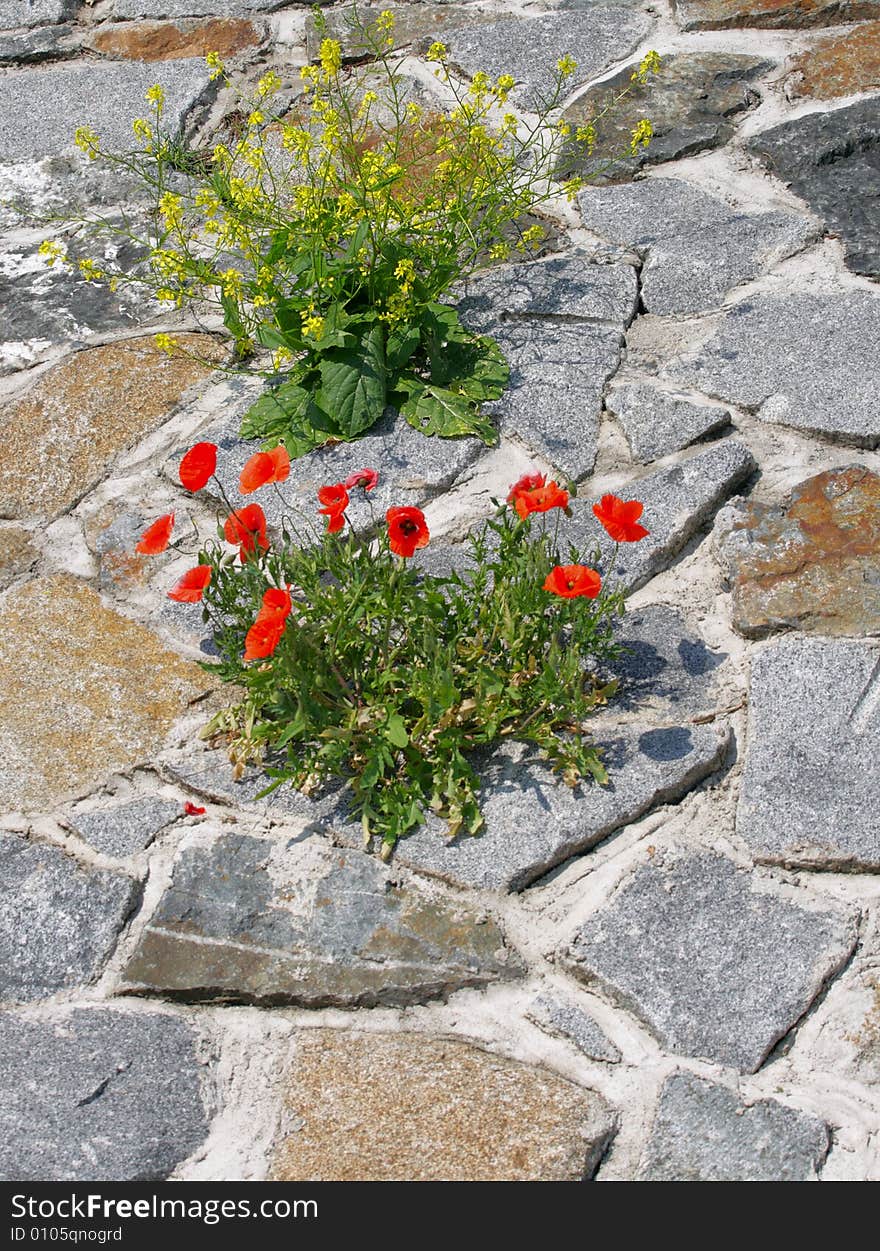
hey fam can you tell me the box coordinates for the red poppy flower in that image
[543,564,602,599]
[183,801,206,816]
[135,512,174,554]
[167,565,212,602]
[243,615,286,662]
[224,504,269,557]
[343,467,379,492]
[506,472,545,504]
[319,507,346,533]
[386,506,429,558]
[317,483,349,511]
[513,480,569,521]
[258,587,292,620]
[239,445,290,495]
[179,442,217,492]
[592,494,649,543]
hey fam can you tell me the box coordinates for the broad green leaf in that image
[386,321,421,373]
[386,714,409,748]
[240,381,337,456]
[398,380,497,443]
[449,334,508,402]
[317,324,387,438]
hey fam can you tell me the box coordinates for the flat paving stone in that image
[721,466,880,638]
[562,848,859,1071]
[788,20,880,100]
[561,52,770,182]
[0,336,221,519]
[579,178,817,314]
[526,994,621,1063]
[667,291,880,446]
[271,1030,615,1181]
[307,3,497,59]
[673,0,880,30]
[0,525,38,590]
[88,17,263,62]
[606,383,732,462]
[120,830,523,1006]
[0,1009,208,1181]
[0,574,209,812]
[748,99,880,279]
[0,24,75,64]
[0,58,214,163]
[109,1,286,17]
[736,636,880,873]
[457,254,638,327]
[67,797,182,858]
[0,0,75,27]
[0,834,139,1001]
[637,1071,830,1180]
[610,604,728,717]
[441,8,653,111]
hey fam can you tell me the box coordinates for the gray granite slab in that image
[666,291,880,447]
[457,254,638,328]
[109,0,285,15]
[610,604,728,717]
[579,178,818,314]
[637,1071,830,1180]
[0,1009,208,1181]
[0,0,75,27]
[526,993,621,1062]
[563,848,859,1070]
[120,830,523,1005]
[442,8,653,111]
[606,384,732,462]
[67,797,182,858]
[0,834,140,1001]
[737,636,880,873]
[0,23,75,63]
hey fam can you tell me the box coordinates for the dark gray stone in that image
[606,383,732,462]
[673,0,880,30]
[67,797,181,858]
[748,99,880,279]
[120,830,523,1005]
[0,0,75,27]
[109,0,285,16]
[563,849,859,1071]
[579,178,817,314]
[526,994,621,1062]
[568,440,757,593]
[0,834,139,1001]
[667,291,880,447]
[0,24,75,63]
[737,637,880,873]
[560,52,770,182]
[611,604,728,717]
[0,1009,208,1181]
[442,9,653,111]
[637,1071,830,1180]
[0,58,214,163]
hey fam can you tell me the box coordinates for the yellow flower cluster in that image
[38,239,67,267]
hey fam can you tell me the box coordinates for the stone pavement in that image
[1,0,878,1183]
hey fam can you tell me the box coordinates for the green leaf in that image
[317,324,387,438]
[397,379,497,443]
[449,334,509,402]
[386,714,409,748]
[386,321,421,373]
[239,380,337,455]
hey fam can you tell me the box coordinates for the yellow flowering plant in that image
[52,7,660,456]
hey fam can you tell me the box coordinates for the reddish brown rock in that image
[723,466,880,638]
[0,335,222,523]
[88,18,261,63]
[789,21,880,99]
[0,526,39,590]
[674,0,880,29]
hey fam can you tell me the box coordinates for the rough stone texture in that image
[736,636,880,872]
[569,440,757,593]
[0,58,214,163]
[458,254,638,327]
[0,834,139,1001]
[0,526,39,590]
[0,1009,208,1181]
[527,994,621,1062]
[561,53,770,182]
[563,849,859,1071]
[0,0,75,27]
[442,9,653,111]
[610,604,728,717]
[0,575,209,812]
[0,336,221,520]
[748,99,880,278]
[67,797,182,858]
[606,384,732,462]
[674,0,880,30]
[789,21,880,100]
[578,178,818,314]
[88,17,263,62]
[637,1072,830,1180]
[109,0,285,16]
[0,24,75,64]
[195,383,486,537]
[307,3,496,59]
[722,466,880,638]
[271,1030,616,1181]
[120,831,522,1006]
[667,292,880,446]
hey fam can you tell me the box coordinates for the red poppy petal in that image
[239,452,275,495]
[167,565,212,603]
[267,445,290,483]
[184,801,206,816]
[179,442,217,492]
[135,512,174,554]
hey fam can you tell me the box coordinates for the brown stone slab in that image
[88,18,262,62]
[674,0,880,30]
[788,20,880,99]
